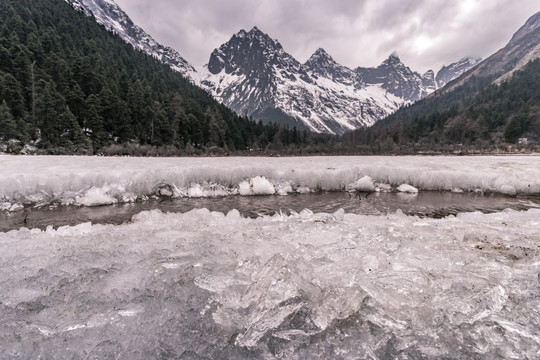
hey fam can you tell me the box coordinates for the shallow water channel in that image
[1,191,539,232]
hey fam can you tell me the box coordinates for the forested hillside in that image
[343,59,540,153]
[0,0,324,155]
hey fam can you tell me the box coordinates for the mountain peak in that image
[435,57,483,88]
[207,26,298,75]
[305,48,336,66]
[384,52,402,65]
[509,11,540,44]
[313,47,330,57]
[231,26,281,49]
[237,26,272,39]
[250,26,262,33]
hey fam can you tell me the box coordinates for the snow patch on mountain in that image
[435,57,482,88]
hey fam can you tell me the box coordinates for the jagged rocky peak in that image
[304,48,355,84]
[378,52,413,76]
[354,52,434,102]
[384,51,402,65]
[233,26,283,52]
[207,26,291,75]
[422,70,436,92]
[435,57,482,87]
[423,69,435,79]
[305,48,337,67]
[509,11,540,44]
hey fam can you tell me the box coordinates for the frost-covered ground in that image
[1,155,540,211]
[1,208,539,358]
[1,155,539,358]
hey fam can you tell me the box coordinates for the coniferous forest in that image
[0,0,332,155]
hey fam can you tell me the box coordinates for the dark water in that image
[2,191,539,232]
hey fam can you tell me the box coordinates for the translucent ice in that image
[1,207,538,358]
[1,155,540,210]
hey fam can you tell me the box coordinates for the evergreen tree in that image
[504,115,523,143]
[0,72,25,118]
[0,100,17,140]
[34,80,63,147]
[58,105,90,153]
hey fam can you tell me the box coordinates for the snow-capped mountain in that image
[202,29,480,134]
[303,48,357,86]
[65,0,482,134]
[65,0,197,80]
[355,52,437,102]
[202,28,448,134]
[435,57,482,88]
[201,27,405,134]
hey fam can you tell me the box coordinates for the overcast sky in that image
[114,0,538,73]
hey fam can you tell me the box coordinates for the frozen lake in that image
[1,155,539,358]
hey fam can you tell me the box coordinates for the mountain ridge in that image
[344,11,540,152]
[66,0,483,134]
[66,0,198,80]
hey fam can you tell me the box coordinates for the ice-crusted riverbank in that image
[1,208,539,358]
[1,155,540,211]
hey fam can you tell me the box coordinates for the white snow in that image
[238,176,275,195]
[347,175,375,192]
[396,183,419,193]
[75,186,117,206]
[1,155,540,211]
[1,207,538,357]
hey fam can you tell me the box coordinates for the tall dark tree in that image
[0,100,17,140]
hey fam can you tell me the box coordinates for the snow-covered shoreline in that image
[1,155,539,211]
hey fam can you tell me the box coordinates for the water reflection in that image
[1,191,539,231]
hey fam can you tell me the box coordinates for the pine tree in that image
[34,80,63,147]
[504,115,523,143]
[58,105,90,153]
[0,72,25,118]
[0,100,17,140]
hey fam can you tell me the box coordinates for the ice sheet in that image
[1,155,539,211]
[0,208,539,358]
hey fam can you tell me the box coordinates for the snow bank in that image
[1,208,538,358]
[396,183,419,193]
[238,176,275,195]
[346,175,375,192]
[1,155,539,211]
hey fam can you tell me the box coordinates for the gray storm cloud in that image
[115,0,538,73]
